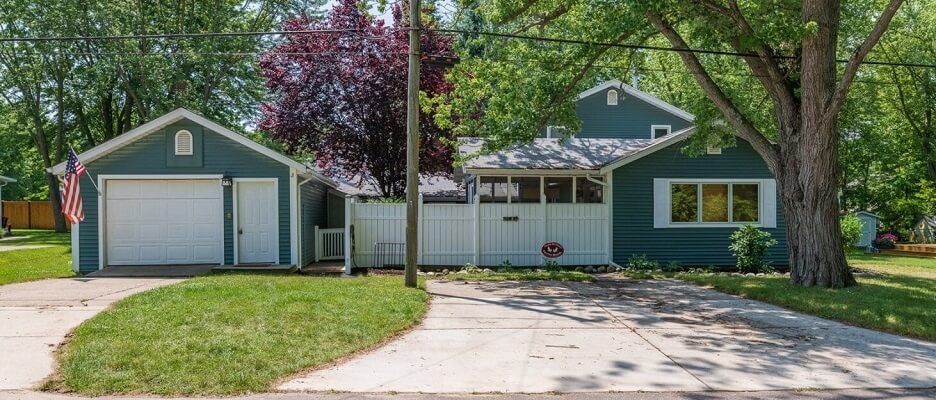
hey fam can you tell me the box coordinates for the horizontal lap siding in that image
[575,90,693,139]
[612,141,788,266]
[77,119,291,272]
[300,181,327,266]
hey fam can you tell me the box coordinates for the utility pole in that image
[404,0,421,288]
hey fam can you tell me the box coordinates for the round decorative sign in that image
[541,242,564,258]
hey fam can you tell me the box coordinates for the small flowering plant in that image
[873,233,898,249]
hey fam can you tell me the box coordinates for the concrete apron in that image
[280,278,936,393]
[0,277,181,390]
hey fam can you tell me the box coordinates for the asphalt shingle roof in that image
[459,137,656,170]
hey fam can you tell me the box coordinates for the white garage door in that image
[106,179,223,266]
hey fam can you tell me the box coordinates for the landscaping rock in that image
[457,270,468,274]
[596,266,607,273]
[482,268,493,273]
[442,269,450,274]
[584,266,595,273]
[426,271,435,276]
[574,266,584,272]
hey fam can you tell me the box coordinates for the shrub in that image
[729,225,778,273]
[874,233,898,249]
[840,215,863,248]
[626,254,660,271]
[542,259,561,272]
[663,261,682,272]
[462,263,482,273]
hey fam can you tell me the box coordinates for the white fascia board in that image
[599,127,696,174]
[577,80,696,122]
[49,108,338,189]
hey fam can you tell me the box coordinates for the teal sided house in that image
[51,108,345,273]
[457,80,788,266]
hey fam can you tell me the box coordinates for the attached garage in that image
[50,108,342,273]
[105,179,223,265]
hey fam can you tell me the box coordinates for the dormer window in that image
[607,89,618,105]
[651,125,671,139]
[175,130,193,155]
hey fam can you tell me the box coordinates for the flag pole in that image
[68,145,101,195]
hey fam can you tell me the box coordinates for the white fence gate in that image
[346,196,609,269]
[315,227,345,261]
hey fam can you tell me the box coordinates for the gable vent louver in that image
[175,130,194,155]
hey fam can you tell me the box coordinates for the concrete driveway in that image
[281,277,936,393]
[0,277,181,390]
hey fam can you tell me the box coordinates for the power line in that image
[432,28,936,70]
[0,28,387,43]
[1,27,934,69]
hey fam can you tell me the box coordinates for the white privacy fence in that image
[346,197,609,269]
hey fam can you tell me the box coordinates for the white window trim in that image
[174,129,194,155]
[607,89,619,105]
[653,178,777,228]
[651,124,672,139]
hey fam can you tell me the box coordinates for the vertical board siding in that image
[421,204,475,266]
[351,202,608,267]
[574,89,693,139]
[612,141,788,266]
[78,118,292,272]
[352,203,406,268]
[300,181,328,266]
[546,204,608,265]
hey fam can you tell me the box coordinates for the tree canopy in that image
[259,0,456,197]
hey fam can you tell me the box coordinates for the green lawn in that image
[51,274,428,396]
[0,229,73,285]
[439,270,595,282]
[677,250,936,340]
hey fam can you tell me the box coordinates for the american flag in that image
[62,149,86,224]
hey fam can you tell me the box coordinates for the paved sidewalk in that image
[281,277,936,393]
[0,277,182,390]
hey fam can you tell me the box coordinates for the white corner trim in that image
[600,127,696,173]
[71,222,79,273]
[289,169,299,267]
[48,108,338,189]
[577,80,695,122]
[651,124,672,139]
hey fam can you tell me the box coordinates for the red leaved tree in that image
[259,0,455,197]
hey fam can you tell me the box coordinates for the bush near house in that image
[729,225,778,273]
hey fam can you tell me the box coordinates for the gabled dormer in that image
[549,80,695,140]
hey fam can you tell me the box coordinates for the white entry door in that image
[106,179,222,266]
[236,180,277,264]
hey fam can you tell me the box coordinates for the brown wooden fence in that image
[1,201,71,230]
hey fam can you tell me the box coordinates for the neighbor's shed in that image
[855,211,880,247]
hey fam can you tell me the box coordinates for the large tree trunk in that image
[777,125,856,288]
[784,0,855,287]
